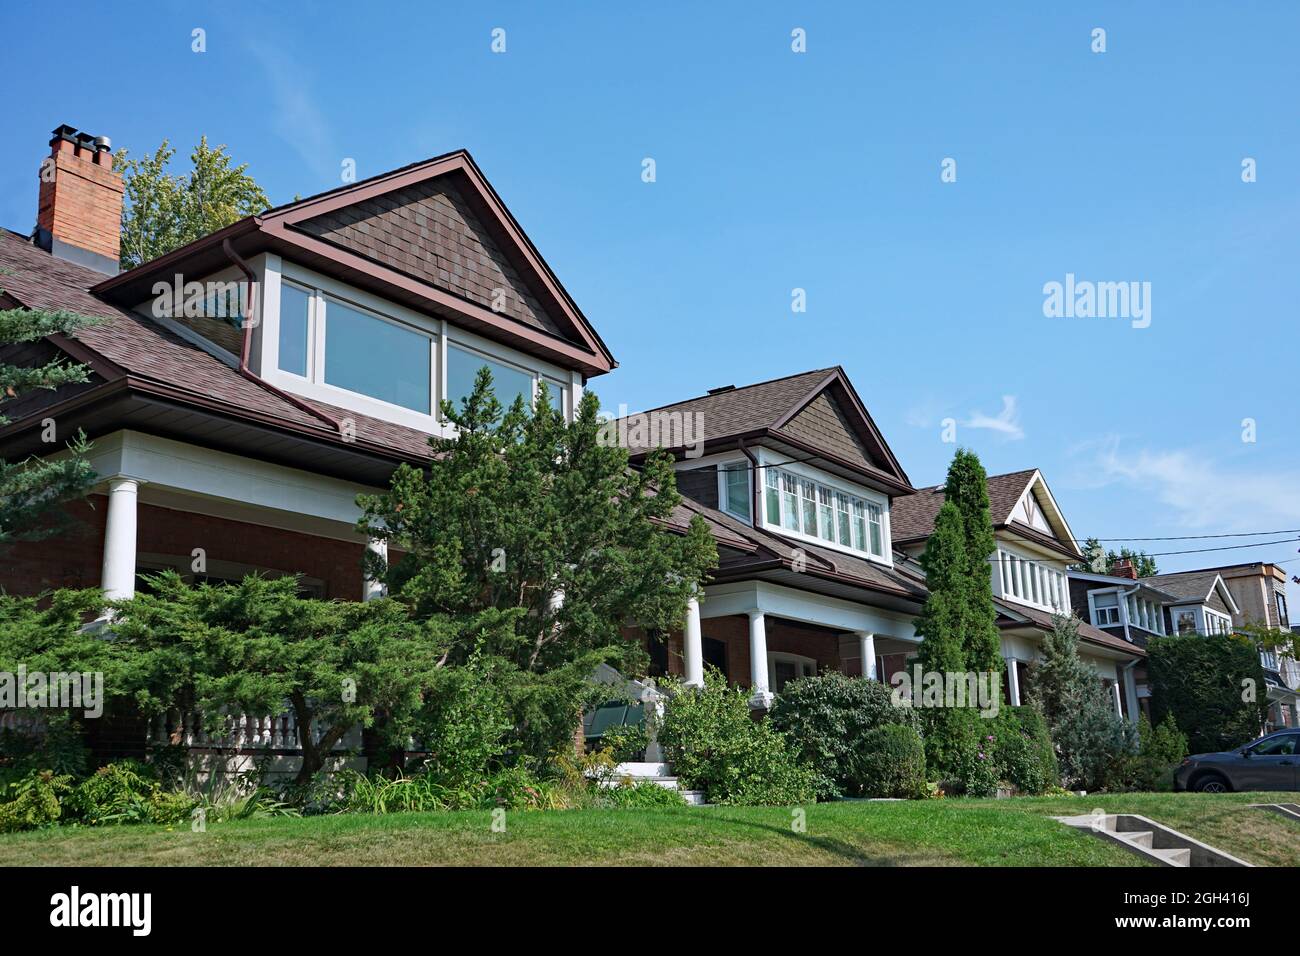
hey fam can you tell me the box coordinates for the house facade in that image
[1,127,613,614]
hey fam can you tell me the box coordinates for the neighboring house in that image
[621,388,1145,720]
[892,469,1144,721]
[0,126,613,612]
[1076,563,1299,731]
[1145,565,1298,731]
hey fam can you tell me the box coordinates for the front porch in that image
[668,580,920,708]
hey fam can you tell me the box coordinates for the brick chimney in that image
[1112,558,1138,580]
[35,124,123,275]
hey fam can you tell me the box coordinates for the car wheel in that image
[1194,773,1231,793]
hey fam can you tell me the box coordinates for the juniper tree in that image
[942,448,1002,672]
[0,300,99,544]
[356,370,717,763]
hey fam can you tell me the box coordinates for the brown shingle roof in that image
[890,468,1040,543]
[0,230,434,461]
[996,600,1146,657]
[1141,570,1225,603]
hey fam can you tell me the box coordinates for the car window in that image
[1250,734,1297,756]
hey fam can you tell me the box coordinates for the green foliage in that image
[656,672,815,806]
[356,368,716,764]
[599,721,650,763]
[1025,614,1137,790]
[110,572,448,784]
[338,765,562,813]
[414,656,513,790]
[117,137,270,269]
[0,769,72,832]
[0,715,89,780]
[856,723,928,799]
[1117,715,1188,792]
[1148,632,1267,754]
[67,760,199,826]
[987,706,1058,795]
[0,299,100,543]
[597,780,686,808]
[912,449,1003,780]
[767,671,918,799]
[1073,539,1158,577]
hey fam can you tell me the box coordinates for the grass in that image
[0,790,1295,866]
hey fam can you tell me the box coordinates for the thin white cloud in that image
[244,40,337,185]
[963,395,1024,441]
[1083,437,1300,531]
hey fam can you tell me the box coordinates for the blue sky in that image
[3,1,1297,574]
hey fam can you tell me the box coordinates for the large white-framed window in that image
[756,453,890,562]
[262,259,578,432]
[769,652,817,694]
[1203,608,1233,635]
[997,546,1068,613]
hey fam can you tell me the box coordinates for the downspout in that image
[222,239,341,433]
[738,437,761,529]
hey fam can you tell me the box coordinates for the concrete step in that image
[679,790,707,806]
[1151,846,1191,867]
[1120,829,1154,850]
[1055,813,1252,867]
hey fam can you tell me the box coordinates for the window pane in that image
[800,480,818,535]
[323,299,430,412]
[764,469,780,524]
[543,377,567,415]
[781,473,800,532]
[446,344,533,413]
[851,499,867,552]
[279,283,310,377]
[836,493,852,546]
[1094,592,1118,608]
[868,503,883,556]
[725,466,750,519]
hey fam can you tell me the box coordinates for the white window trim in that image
[1088,589,1122,628]
[755,449,892,566]
[997,543,1068,614]
[768,651,817,691]
[715,458,753,522]
[259,258,578,434]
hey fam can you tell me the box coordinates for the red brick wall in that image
[0,495,367,600]
[38,140,123,264]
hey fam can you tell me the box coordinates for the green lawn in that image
[0,791,1294,867]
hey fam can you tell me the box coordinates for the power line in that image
[1074,529,1300,543]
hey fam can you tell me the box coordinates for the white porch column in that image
[100,477,140,602]
[682,594,704,688]
[748,609,773,708]
[363,537,388,601]
[1005,658,1021,707]
[857,631,877,681]
[1122,663,1140,724]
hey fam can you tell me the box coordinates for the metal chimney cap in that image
[93,135,112,151]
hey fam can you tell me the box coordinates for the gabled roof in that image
[1066,569,1179,602]
[617,367,913,493]
[891,468,1082,559]
[995,600,1146,658]
[91,149,615,378]
[1142,570,1242,614]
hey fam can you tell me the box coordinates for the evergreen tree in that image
[0,301,98,544]
[356,370,717,762]
[942,449,1002,671]
[1025,613,1136,790]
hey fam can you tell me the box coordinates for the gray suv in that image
[1174,730,1299,793]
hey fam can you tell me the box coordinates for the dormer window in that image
[323,296,432,414]
[761,462,887,560]
[447,344,532,414]
[719,464,751,520]
[1092,591,1121,626]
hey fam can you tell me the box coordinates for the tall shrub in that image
[768,672,918,799]
[1147,633,1268,754]
[656,672,814,806]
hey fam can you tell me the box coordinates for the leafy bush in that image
[656,672,815,806]
[599,721,650,763]
[69,760,160,825]
[0,770,72,832]
[1118,715,1188,792]
[768,671,918,799]
[597,780,686,808]
[856,724,927,799]
[1148,633,1268,754]
[989,706,1058,795]
[0,715,89,781]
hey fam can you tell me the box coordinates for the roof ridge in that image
[620,366,839,418]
